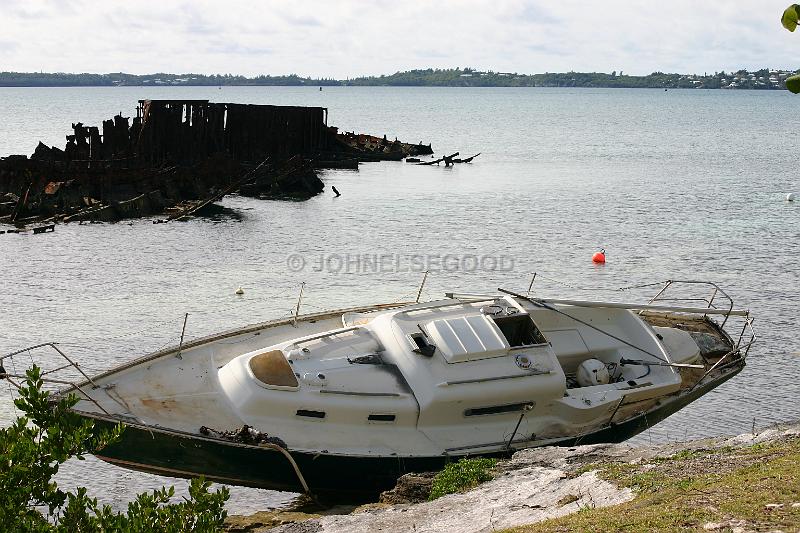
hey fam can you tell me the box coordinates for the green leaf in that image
[786,74,800,93]
[782,5,800,31]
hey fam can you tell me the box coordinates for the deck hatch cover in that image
[426,314,509,363]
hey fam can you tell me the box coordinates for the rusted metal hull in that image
[1,99,432,226]
[332,132,432,161]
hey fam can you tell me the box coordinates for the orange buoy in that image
[592,249,606,264]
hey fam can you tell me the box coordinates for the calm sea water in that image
[1,86,798,513]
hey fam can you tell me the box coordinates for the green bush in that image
[428,457,497,500]
[0,365,229,532]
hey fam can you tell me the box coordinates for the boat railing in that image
[634,279,756,359]
[1,342,315,496]
[635,280,735,327]
[525,277,755,359]
[0,342,111,415]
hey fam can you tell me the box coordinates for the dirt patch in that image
[378,472,436,504]
[225,511,321,532]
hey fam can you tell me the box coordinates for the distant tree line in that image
[0,68,793,89]
[0,72,341,87]
[345,68,792,89]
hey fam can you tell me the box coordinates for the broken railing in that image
[633,279,757,362]
[0,342,110,415]
[520,276,756,362]
[0,341,314,495]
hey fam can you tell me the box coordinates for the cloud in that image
[526,44,569,57]
[516,3,561,25]
[281,13,322,27]
[204,42,273,56]
[8,0,82,19]
[0,0,796,77]
[410,48,453,60]
[0,40,18,53]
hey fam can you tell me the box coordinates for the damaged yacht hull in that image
[3,282,754,498]
[88,365,742,497]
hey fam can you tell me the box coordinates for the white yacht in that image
[1,281,755,498]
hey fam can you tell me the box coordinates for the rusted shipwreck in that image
[0,99,433,226]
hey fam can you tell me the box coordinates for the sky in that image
[0,0,797,77]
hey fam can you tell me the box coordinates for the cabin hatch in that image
[491,314,547,347]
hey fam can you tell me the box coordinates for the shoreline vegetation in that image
[1,67,797,90]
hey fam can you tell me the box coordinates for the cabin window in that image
[492,315,546,347]
[367,414,396,422]
[464,401,534,417]
[296,409,326,419]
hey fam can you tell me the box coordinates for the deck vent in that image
[296,409,326,419]
[408,332,436,357]
[367,414,396,422]
[464,401,534,417]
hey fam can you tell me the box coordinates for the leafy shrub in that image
[428,457,497,500]
[0,365,229,531]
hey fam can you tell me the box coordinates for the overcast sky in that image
[0,0,797,77]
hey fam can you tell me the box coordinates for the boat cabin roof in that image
[387,297,549,363]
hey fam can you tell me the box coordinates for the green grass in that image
[665,448,705,461]
[503,438,800,532]
[428,458,497,500]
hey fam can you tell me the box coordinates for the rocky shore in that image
[225,422,800,533]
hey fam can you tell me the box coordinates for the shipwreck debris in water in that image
[416,152,481,166]
[0,99,434,227]
[333,132,433,162]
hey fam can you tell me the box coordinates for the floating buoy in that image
[235,286,244,295]
[788,193,796,202]
[592,249,606,264]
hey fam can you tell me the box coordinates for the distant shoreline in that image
[0,85,784,91]
[0,68,794,90]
